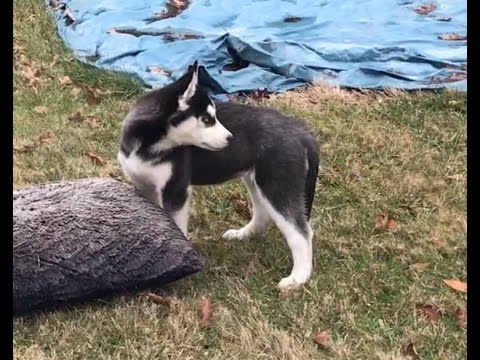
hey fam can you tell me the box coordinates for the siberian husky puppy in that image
[118,62,320,290]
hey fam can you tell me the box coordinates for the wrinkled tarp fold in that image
[48,0,467,94]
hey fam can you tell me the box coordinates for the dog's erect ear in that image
[187,60,199,74]
[178,62,199,111]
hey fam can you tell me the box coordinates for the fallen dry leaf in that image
[83,86,111,105]
[402,343,420,360]
[454,308,467,329]
[13,141,36,154]
[21,66,40,86]
[147,66,171,76]
[443,279,467,293]
[161,32,204,42]
[14,132,56,154]
[33,105,48,114]
[48,0,60,8]
[178,33,203,40]
[21,66,38,79]
[250,88,270,101]
[313,330,331,348]
[140,292,170,306]
[444,72,467,82]
[69,87,82,97]
[59,75,72,86]
[199,296,213,327]
[431,71,467,84]
[229,194,251,219]
[228,94,245,103]
[144,0,190,23]
[234,199,251,219]
[387,218,398,230]
[169,0,189,10]
[69,111,84,124]
[82,151,106,166]
[69,112,102,128]
[64,7,76,24]
[414,3,436,15]
[84,87,100,105]
[375,212,398,232]
[38,132,56,144]
[49,55,60,68]
[85,116,101,128]
[438,33,467,41]
[410,262,429,272]
[416,303,443,323]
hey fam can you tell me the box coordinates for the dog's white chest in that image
[118,151,173,207]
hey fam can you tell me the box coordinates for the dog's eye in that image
[201,117,213,125]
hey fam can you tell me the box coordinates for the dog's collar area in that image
[135,143,178,165]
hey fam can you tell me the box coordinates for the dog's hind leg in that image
[263,202,312,290]
[252,164,313,290]
[223,173,271,240]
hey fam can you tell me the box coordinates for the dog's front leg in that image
[166,186,192,238]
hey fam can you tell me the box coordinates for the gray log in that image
[13,178,202,315]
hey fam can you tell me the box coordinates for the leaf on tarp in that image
[144,0,190,23]
[438,33,467,41]
[414,3,436,15]
[147,66,172,76]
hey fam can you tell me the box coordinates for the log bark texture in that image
[13,178,202,315]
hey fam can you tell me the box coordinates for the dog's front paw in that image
[277,276,302,291]
[222,228,250,240]
[277,272,310,291]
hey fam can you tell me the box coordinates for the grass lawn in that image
[13,1,467,359]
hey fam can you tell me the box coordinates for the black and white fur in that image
[118,63,320,290]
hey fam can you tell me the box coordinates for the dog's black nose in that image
[226,134,234,143]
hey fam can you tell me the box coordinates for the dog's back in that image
[190,102,320,217]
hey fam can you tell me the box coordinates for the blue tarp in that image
[48,0,467,95]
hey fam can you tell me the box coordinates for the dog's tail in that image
[305,139,320,220]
